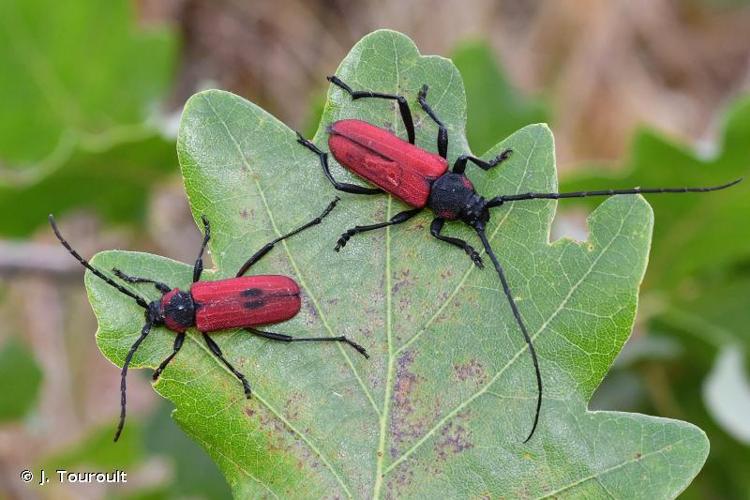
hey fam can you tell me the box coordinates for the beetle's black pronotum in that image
[297,75,742,442]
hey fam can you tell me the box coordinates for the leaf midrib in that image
[381,134,539,474]
[373,34,402,499]
[202,93,391,498]
[371,121,540,485]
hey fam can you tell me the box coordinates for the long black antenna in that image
[49,215,149,309]
[114,321,152,442]
[487,178,742,208]
[476,228,542,443]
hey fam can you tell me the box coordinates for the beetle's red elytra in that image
[190,275,301,331]
[329,119,447,207]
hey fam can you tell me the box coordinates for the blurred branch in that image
[0,240,80,278]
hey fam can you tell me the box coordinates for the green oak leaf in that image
[86,30,708,498]
[0,0,176,235]
[560,96,750,497]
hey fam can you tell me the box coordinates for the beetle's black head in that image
[146,300,165,326]
[428,172,490,229]
[461,195,491,230]
[159,289,196,333]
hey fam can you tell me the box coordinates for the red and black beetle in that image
[297,75,742,442]
[49,198,367,441]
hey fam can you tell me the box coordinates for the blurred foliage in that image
[0,136,175,236]
[35,403,231,499]
[658,274,750,499]
[0,0,174,167]
[636,327,750,499]
[0,0,177,235]
[301,89,328,140]
[0,1,227,498]
[36,424,166,499]
[40,423,145,472]
[452,41,548,154]
[0,338,41,421]
[143,401,231,499]
[704,344,750,443]
[561,97,750,292]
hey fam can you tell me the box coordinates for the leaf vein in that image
[200,94,371,497]
[384,199,636,475]
[538,438,687,498]
[186,332,353,498]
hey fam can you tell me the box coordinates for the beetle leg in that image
[193,215,211,283]
[247,328,369,359]
[327,75,416,144]
[430,218,484,268]
[453,149,513,174]
[296,132,383,195]
[417,84,448,158]
[112,268,171,294]
[152,333,186,381]
[202,333,252,398]
[335,208,422,251]
[236,197,340,277]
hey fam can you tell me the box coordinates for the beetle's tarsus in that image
[342,337,369,359]
[335,233,351,251]
[469,250,484,269]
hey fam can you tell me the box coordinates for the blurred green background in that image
[0,0,748,498]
